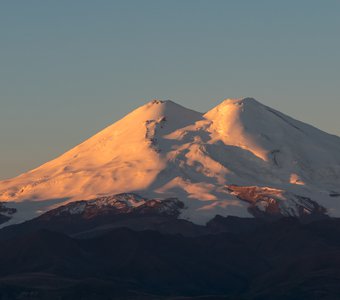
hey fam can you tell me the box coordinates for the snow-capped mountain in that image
[1,98,340,226]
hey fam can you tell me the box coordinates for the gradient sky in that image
[0,0,339,179]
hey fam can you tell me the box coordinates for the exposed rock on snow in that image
[226,185,326,218]
[39,193,184,220]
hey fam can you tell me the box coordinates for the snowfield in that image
[1,98,340,226]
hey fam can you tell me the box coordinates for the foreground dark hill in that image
[1,218,340,299]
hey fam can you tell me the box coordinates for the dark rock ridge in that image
[40,193,184,220]
[0,193,188,240]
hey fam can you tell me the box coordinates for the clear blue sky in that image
[1,0,339,179]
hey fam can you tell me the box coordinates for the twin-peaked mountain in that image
[1,98,340,226]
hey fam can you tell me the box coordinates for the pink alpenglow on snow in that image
[1,98,340,226]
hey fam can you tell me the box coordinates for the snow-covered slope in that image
[1,98,340,226]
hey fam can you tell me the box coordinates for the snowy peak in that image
[145,99,186,110]
[205,97,262,118]
[206,97,261,111]
[124,99,202,124]
[204,97,336,162]
[137,99,203,129]
[204,97,266,129]
[204,97,273,161]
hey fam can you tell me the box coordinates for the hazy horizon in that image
[1,0,339,179]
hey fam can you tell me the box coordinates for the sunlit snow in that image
[1,98,340,225]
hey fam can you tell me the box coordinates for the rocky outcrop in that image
[227,185,327,218]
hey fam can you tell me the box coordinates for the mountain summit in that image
[1,98,340,225]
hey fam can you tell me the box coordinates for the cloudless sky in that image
[0,0,339,179]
